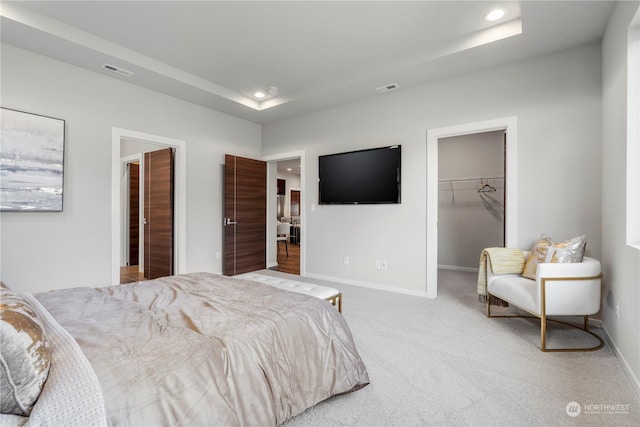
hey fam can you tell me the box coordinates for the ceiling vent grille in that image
[374,83,399,94]
[102,63,134,77]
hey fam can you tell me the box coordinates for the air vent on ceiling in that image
[102,63,134,77]
[374,83,399,94]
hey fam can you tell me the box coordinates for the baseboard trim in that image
[305,272,429,299]
[438,264,479,273]
[601,324,640,399]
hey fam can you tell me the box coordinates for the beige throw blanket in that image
[478,247,525,306]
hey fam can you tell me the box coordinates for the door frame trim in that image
[111,127,187,285]
[426,116,518,298]
[263,150,306,276]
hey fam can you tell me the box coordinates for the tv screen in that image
[318,145,401,205]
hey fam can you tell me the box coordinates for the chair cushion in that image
[522,234,586,280]
[488,275,538,314]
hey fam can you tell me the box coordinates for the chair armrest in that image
[536,257,601,280]
[536,257,602,316]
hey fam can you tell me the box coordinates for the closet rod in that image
[438,176,504,183]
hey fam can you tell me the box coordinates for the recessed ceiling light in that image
[254,91,266,99]
[486,8,505,22]
[287,168,292,172]
[268,86,279,95]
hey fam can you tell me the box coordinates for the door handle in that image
[224,217,238,226]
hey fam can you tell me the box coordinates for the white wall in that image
[438,131,505,269]
[262,43,602,295]
[0,44,262,292]
[601,1,640,395]
[121,138,165,157]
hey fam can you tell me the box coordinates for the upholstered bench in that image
[236,272,342,313]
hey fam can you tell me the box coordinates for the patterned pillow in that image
[0,282,51,416]
[522,234,587,280]
[546,234,587,263]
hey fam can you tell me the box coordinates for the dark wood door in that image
[290,190,300,216]
[144,148,174,279]
[128,162,140,266]
[224,154,266,275]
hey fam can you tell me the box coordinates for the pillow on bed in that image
[522,234,587,280]
[0,282,51,416]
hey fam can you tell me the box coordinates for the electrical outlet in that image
[381,260,388,270]
[343,256,350,265]
[215,251,221,260]
[615,301,620,320]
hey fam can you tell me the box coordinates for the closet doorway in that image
[426,116,518,298]
[438,131,505,271]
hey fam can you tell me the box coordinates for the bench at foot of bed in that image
[236,272,342,313]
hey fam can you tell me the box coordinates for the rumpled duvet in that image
[34,272,369,426]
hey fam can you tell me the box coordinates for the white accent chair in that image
[487,251,603,352]
[276,222,291,257]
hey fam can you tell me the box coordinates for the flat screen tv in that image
[318,145,401,205]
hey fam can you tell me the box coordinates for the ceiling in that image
[1,1,614,125]
[277,159,301,176]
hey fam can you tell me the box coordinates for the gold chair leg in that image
[540,316,604,352]
[541,315,547,351]
[486,292,603,352]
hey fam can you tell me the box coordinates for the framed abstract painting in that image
[0,108,65,211]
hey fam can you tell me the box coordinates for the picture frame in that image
[1,108,65,211]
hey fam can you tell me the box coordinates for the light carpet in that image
[257,269,640,427]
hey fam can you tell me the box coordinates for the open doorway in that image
[273,159,302,275]
[121,153,143,283]
[437,131,505,272]
[120,141,176,283]
[263,150,306,276]
[111,128,187,286]
[426,117,518,298]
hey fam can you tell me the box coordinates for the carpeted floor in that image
[260,269,640,427]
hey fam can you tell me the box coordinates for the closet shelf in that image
[438,176,504,183]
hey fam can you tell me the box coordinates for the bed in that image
[0,272,369,426]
